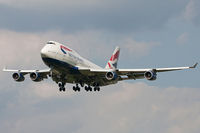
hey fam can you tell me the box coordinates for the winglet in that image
[190,63,198,68]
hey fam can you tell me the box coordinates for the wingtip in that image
[190,62,198,68]
[2,66,7,71]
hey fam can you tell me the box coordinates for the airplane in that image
[3,41,198,92]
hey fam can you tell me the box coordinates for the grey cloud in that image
[176,32,189,45]
[183,0,200,25]
[0,0,188,33]
[0,82,200,133]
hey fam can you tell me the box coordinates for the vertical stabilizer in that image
[105,46,120,69]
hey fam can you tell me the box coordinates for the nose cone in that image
[41,46,48,58]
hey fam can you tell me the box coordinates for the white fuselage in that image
[40,41,102,71]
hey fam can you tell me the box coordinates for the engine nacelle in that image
[30,72,43,82]
[105,71,118,80]
[144,70,157,81]
[12,73,25,82]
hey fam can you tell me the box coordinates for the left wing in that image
[117,63,198,80]
[118,63,198,74]
[77,63,198,81]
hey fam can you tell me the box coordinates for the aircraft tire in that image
[85,86,88,91]
[73,86,76,91]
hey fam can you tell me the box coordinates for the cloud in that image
[176,32,189,45]
[0,0,189,33]
[183,0,200,25]
[122,38,159,57]
[184,0,197,21]
[0,81,200,133]
[30,82,75,98]
[0,0,103,9]
[0,30,44,66]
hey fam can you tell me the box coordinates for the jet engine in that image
[105,71,118,80]
[12,73,25,82]
[144,70,157,81]
[30,72,43,82]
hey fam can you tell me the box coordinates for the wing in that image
[3,67,51,81]
[117,63,198,80]
[3,68,51,74]
[77,63,198,82]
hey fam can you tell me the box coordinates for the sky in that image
[0,0,200,133]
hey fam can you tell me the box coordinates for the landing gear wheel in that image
[59,87,65,91]
[94,86,100,91]
[73,86,76,91]
[85,86,89,91]
[89,86,92,91]
[58,82,66,92]
[85,86,92,91]
[73,84,81,92]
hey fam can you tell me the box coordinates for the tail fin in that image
[105,46,120,69]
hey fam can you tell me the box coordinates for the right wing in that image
[3,67,51,81]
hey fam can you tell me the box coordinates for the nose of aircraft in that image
[40,46,48,58]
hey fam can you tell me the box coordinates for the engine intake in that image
[30,72,43,82]
[12,73,25,82]
[144,70,157,81]
[105,71,118,80]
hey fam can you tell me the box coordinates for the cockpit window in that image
[47,41,55,45]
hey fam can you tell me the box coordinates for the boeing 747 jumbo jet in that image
[3,41,198,92]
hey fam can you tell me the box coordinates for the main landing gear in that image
[73,84,81,92]
[58,82,101,92]
[85,86,92,91]
[58,82,66,91]
[85,86,100,92]
[94,86,100,91]
[72,84,100,92]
